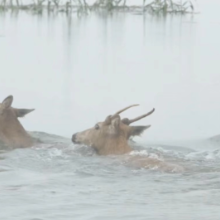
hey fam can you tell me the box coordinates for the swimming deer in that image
[72,105,184,172]
[0,95,34,149]
[72,104,154,155]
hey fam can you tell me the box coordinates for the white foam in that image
[129,150,164,161]
[185,149,220,161]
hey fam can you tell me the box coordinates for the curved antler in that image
[122,108,155,125]
[104,104,139,125]
[111,104,139,118]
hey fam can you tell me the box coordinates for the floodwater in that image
[1,0,220,219]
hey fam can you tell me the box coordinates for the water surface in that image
[1,1,220,219]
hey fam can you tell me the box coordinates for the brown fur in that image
[123,155,184,172]
[0,95,34,149]
[72,105,184,172]
[72,115,148,155]
[72,105,153,155]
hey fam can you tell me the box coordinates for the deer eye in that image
[94,124,99,130]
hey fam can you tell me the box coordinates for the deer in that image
[72,104,184,172]
[0,95,35,149]
[72,104,154,155]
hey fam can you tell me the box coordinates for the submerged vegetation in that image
[0,0,195,15]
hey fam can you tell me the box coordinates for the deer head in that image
[0,95,35,149]
[72,104,155,155]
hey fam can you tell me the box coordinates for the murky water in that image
[1,0,220,219]
[1,133,220,220]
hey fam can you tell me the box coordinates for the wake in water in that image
[1,131,220,220]
[1,131,220,175]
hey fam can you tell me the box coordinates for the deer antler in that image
[111,104,139,118]
[122,108,155,125]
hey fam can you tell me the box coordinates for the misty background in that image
[0,0,220,143]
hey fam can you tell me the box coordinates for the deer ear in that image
[103,115,112,125]
[14,108,35,117]
[110,116,120,134]
[2,95,13,109]
[129,125,151,137]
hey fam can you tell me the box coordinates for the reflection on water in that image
[1,5,220,143]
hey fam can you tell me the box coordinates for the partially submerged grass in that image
[0,0,195,15]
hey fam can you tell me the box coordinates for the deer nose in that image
[72,133,78,143]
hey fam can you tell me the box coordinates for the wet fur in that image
[0,96,34,149]
[72,106,184,172]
